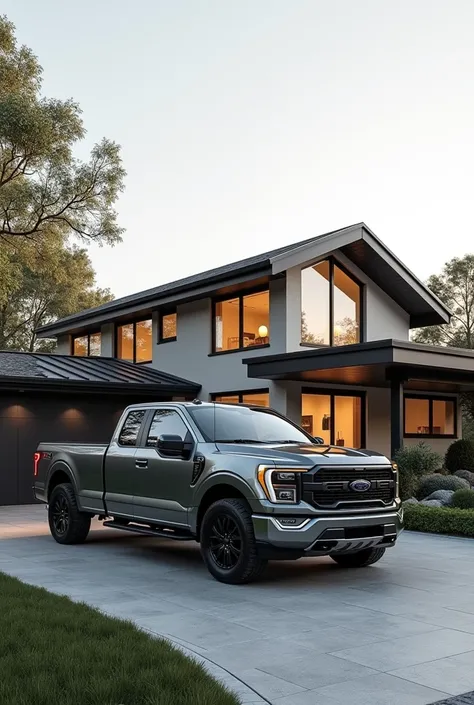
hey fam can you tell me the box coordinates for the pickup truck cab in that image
[34,401,403,584]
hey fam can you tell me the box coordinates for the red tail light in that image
[33,451,50,476]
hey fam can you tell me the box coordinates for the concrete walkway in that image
[1,506,474,705]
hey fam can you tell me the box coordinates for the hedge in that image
[404,504,474,537]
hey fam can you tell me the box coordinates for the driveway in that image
[1,506,474,705]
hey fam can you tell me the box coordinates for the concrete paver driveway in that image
[2,506,474,705]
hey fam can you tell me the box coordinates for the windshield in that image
[188,405,313,444]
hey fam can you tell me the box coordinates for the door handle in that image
[135,459,148,469]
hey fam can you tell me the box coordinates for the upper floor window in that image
[213,289,270,353]
[159,310,177,343]
[212,390,269,407]
[404,395,456,438]
[301,259,361,347]
[72,332,101,357]
[117,319,152,363]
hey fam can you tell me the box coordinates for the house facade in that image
[36,223,474,462]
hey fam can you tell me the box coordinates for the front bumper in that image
[252,508,404,555]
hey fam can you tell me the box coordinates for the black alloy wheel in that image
[51,492,70,537]
[48,483,91,545]
[209,514,242,570]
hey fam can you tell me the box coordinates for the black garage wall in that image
[0,392,158,506]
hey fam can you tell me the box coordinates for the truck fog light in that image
[275,488,296,502]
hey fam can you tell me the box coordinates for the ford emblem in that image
[350,479,371,492]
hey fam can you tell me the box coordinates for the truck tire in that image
[331,547,386,568]
[48,483,91,545]
[200,498,267,584]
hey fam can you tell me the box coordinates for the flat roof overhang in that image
[244,339,474,392]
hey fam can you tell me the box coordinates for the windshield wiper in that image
[215,439,265,444]
[265,440,305,444]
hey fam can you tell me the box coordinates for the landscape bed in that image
[404,504,474,538]
[0,572,240,705]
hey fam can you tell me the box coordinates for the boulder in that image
[424,490,454,506]
[403,498,419,506]
[454,469,474,486]
[420,499,443,508]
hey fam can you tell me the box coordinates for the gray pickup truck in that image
[34,401,403,584]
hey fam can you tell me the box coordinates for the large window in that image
[212,390,269,407]
[302,390,364,448]
[72,332,101,357]
[301,258,361,347]
[404,395,456,438]
[213,289,270,353]
[117,319,152,363]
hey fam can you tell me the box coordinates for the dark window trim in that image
[300,256,364,348]
[158,309,177,344]
[72,331,101,357]
[211,388,270,404]
[116,318,153,364]
[403,394,457,439]
[211,285,270,354]
[301,387,366,447]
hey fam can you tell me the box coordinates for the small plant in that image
[417,473,469,500]
[445,439,474,474]
[394,443,442,500]
[454,469,474,486]
[451,488,474,509]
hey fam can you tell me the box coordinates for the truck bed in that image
[35,442,109,512]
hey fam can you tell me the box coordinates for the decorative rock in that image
[424,490,454,506]
[403,498,419,506]
[420,499,443,508]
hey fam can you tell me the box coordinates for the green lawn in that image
[0,572,240,705]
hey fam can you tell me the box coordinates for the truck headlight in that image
[257,465,306,504]
[392,462,400,498]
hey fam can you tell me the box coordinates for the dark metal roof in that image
[0,351,200,395]
[36,222,450,337]
[244,339,474,392]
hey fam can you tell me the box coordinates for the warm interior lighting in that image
[258,325,268,338]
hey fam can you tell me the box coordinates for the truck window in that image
[146,409,189,447]
[118,410,146,446]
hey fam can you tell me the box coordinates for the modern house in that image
[2,222,474,505]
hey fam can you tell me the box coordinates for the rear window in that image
[118,410,146,446]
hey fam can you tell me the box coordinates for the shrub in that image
[451,488,474,509]
[445,439,474,473]
[394,442,442,478]
[404,504,474,537]
[454,469,474,486]
[416,473,469,499]
[394,442,442,501]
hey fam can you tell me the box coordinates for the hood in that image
[214,442,390,467]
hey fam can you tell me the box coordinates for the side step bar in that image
[102,520,194,541]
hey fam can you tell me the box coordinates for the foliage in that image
[394,442,442,477]
[0,572,239,705]
[333,316,359,346]
[393,442,442,500]
[454,469,474,485]
[445,438,474,473]
[0,16,125,244]
[404,504,474,537]
[0,233,112,351]
[301,310,322,344]
[412,254,474,349]
[451,488,474,509]
[417,473,469,500]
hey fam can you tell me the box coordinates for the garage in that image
[0,352,200,506]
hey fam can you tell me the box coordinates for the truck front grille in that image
[302,466,396,509]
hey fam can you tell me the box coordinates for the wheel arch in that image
[194,476,252,540]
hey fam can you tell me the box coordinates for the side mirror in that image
[157,434,193,459]
[313,436,324,445]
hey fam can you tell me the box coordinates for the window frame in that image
[300,256,364,348]
[158,309,177,344]
[211,285,270,355]
[211,388,270,405]
[71,331,101,357]
[115,318,153,364]
[403,394,457,439]
[301,387,366,447]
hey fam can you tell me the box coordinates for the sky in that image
[4,0,474,298]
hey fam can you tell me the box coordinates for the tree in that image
[0,16,125,244]
[0,233,113,351]
[413,255,474,348]
[301,311,323,344]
